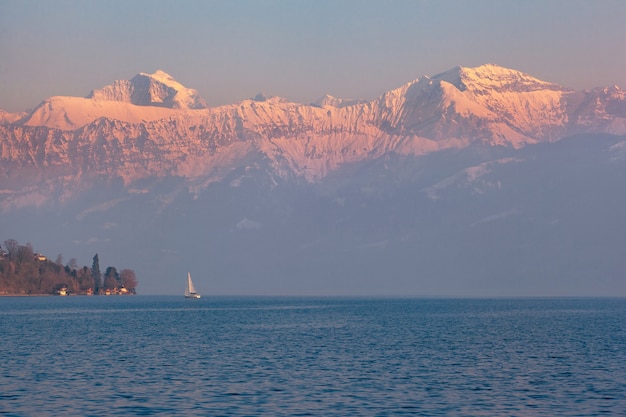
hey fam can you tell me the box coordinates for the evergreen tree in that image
[77,266,92,292]
[103,266,119,290]
[91,254,102,294]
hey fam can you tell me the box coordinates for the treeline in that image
[0,239,137,295]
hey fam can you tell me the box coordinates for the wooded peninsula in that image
[0,239,137,296]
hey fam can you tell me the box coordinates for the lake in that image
[1,296,625,416]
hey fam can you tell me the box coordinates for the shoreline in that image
[0,293,134,297]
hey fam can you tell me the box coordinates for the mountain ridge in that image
[1,64,626,210]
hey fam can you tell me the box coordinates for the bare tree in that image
[4,239,18,261]
[68,258,78,271]
[120,269,138,291]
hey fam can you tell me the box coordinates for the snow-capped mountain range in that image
[1,64,625,296]
[2,64,625,202]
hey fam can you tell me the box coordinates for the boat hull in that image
[185,293,201,299]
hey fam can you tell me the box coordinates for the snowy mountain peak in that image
[433,64,566,94]
[312,94,368,108]
[140,69,178,85]
[87,70,208,109]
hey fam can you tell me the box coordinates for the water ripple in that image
[1,297,625,415]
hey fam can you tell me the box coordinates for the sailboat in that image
[184,272,201,299]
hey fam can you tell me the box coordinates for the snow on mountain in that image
[369,64,573,146]
[87,69,208,110]
[18,70,208,130]
[434,64,564,94]
[22,96,180,130]
[423,157,522,200]
[0,109,27,125]
[437,65,570,137]
[2,64,626,209]
[312,94,368,108]
[567,85,626,135]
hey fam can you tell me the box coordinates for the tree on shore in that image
[0,239,138,295]
[76,266,93,293]
[103,266,119,290]
[120,269,138,292]
[91,254,102,294]
[3,239,18,261]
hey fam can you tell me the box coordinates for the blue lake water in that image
[1,296,625,416]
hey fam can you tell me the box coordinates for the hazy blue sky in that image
[1,0,625,112]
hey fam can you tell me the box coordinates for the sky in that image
[1,0,626,113]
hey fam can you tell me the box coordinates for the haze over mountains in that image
[1,64,625,295]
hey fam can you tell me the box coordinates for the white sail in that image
[185,272,201,298]
[187,272,197,293]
